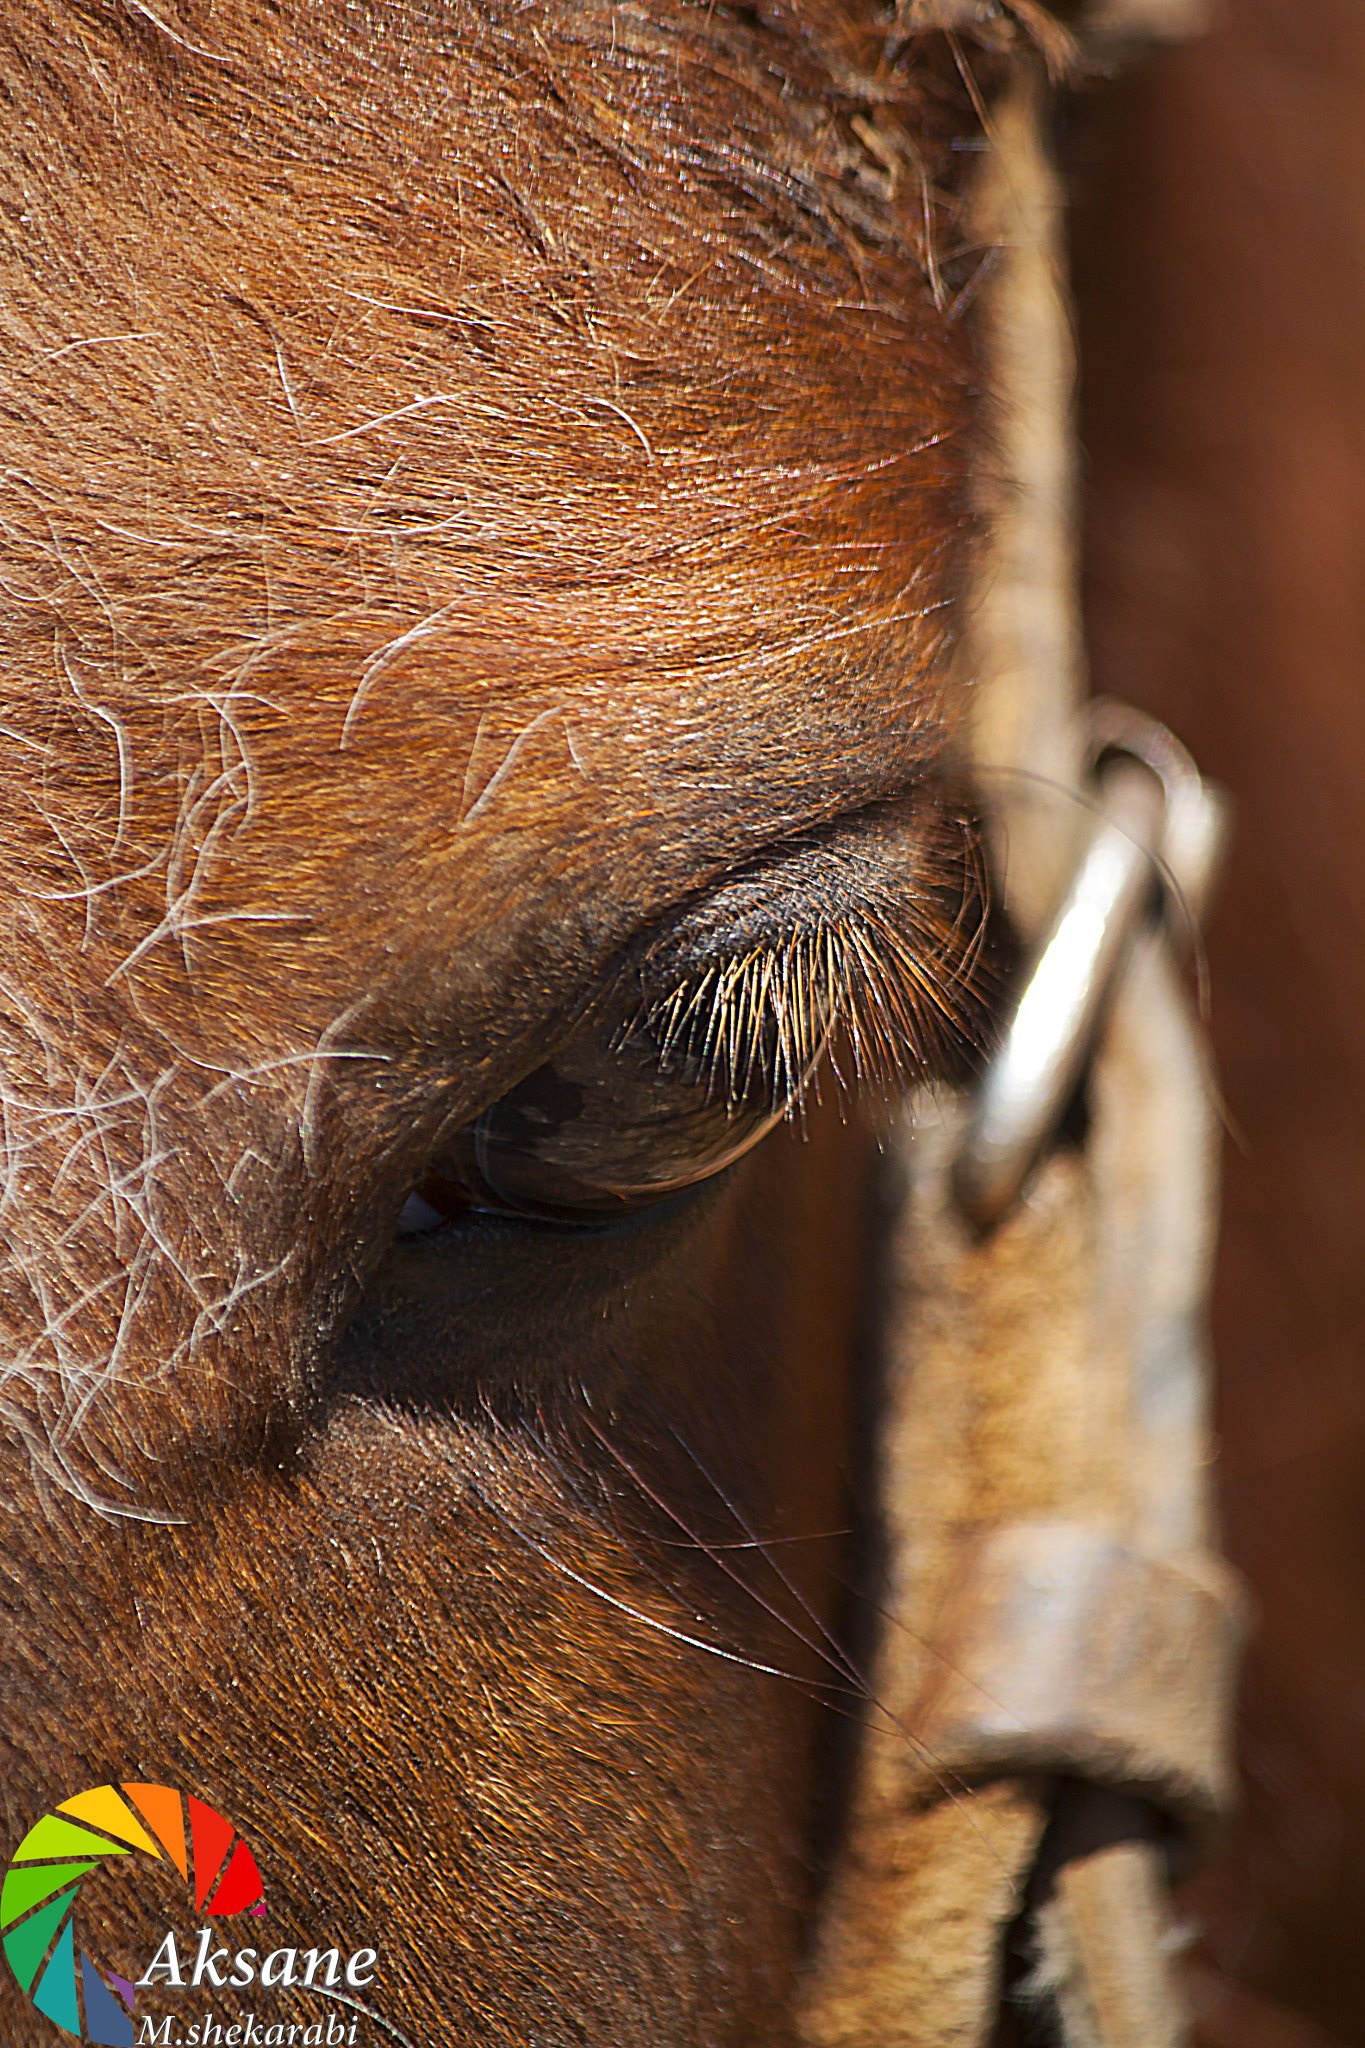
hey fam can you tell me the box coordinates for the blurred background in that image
[1070,3,1365,2040]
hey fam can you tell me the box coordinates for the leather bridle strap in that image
[800,19,1244,2046]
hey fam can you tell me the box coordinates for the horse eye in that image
[398,980,830,1230]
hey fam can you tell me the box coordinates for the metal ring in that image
[952,703,1227,1234]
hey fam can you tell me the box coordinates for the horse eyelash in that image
[615,829,997,1116]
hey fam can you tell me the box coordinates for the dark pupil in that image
[412,984,824,1227]
[484,1061,588,1141]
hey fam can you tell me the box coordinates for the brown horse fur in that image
[0,3,1045,2040]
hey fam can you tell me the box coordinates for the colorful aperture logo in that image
[2,1784,264,2044]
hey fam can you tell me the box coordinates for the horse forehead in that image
[4,6,970,725]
